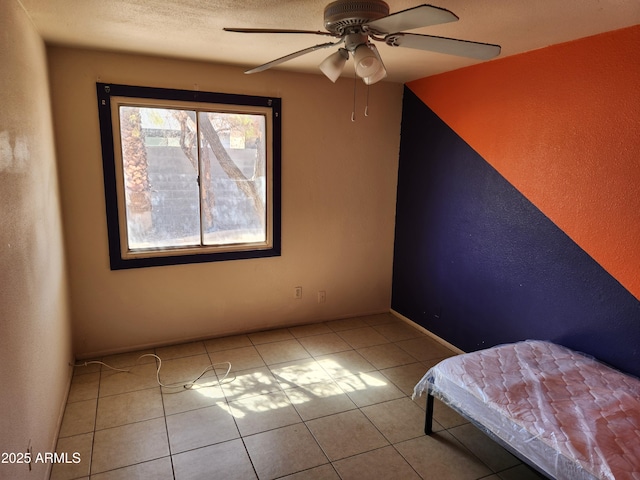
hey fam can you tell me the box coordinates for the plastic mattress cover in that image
[413,340,640,480]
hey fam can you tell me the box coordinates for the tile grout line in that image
[205,346,261,479]
[85,363,103,478]
[60,315,523,479]
[156,358,177,480]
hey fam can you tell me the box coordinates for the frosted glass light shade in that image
[319,48,349,83]
[363,65,387,85]
[362,44,387,85]
[353,44,381,78]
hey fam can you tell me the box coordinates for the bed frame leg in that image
[425,393,434,435]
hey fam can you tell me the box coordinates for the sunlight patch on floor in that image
[192,359,389,414]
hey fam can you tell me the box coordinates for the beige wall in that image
[48,47,403,357]
[0,2,73,479]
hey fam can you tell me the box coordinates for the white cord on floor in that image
[72,355,232,390]
[71,360,130,372]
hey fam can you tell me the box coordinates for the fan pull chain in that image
[351,72,357,122]
[365,84,370,117]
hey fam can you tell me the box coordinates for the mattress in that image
[413,340,640,480]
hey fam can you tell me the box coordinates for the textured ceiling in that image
[20,0,640,83]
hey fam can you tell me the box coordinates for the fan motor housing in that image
[324,0,389,35]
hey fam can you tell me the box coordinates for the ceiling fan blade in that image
[387,33,501,60]
[244,42,339,74]
[224,27,336,37]
[365,5,458,34]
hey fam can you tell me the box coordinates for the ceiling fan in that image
[224,1,501,85]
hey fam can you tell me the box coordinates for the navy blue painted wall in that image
[392,87,640,377]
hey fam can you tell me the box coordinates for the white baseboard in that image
[390,309,465,355]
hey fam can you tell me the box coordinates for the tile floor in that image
[52,313,547,480]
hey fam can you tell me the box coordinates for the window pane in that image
[198,111,267,246]
[98,83,281,269]
[119,106,200,250]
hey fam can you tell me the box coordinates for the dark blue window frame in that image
[96,83,281,270]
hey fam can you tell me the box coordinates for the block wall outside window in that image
[97,83,281,269]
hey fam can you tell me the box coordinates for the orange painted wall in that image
[407,25,640,300]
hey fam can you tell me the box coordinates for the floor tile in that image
[297,332,351,356]
[395,336,456,361]
[166,403,239,453]
[54,314,497,479]
[230,390,302,436]
[357,343,418,369]
[432,398,470,429]
[89,457,173,480]
[269,358,333,390]
[244,423,328,480]
[284,381,357,420]
[359,313,399,326]
[248,328,294,345]
[325,317,368,332]
[204,334,253,353]
[373,322,425,342]
[315,350,376,380]
[156,341,207,360]
[91,417,169,474]
[58,398,96,438]
[395,432,492,480]
[497,464,549,479]
[336,371,405,407]
[155,353,216,387]
[333,445,421,480]
[379,362,433,396]
[162,378,226,416]
[361,397,428,443]
[98,363,160,397]
[255,339,310,365]
[67,372,100,403]
[306,409,388,461]
[421,356,448,371]
[172,439,257,480]
[279,463,340,479]
[95,387,163,430]
[221,366,283,401]
[337,326,390,349]
[50,432,93,480]
[101,349,156,369]
[211,359,234,381]
[288,322,333,338]
[449,423,520,472]
[209,345,265,372]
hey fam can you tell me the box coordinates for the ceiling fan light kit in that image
[362,44,387,85]
[224,1,501,84]
[353,44,380,77]
[318,47,349,82]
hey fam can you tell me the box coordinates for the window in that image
[97,83,281,269]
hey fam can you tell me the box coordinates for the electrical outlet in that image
[317,291,326,303]
[294,286,302,299]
